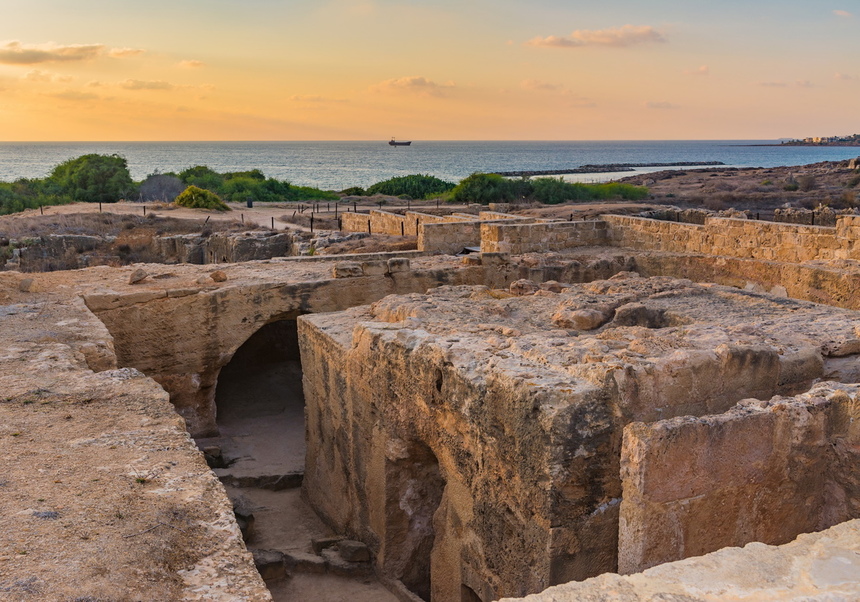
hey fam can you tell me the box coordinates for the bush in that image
[177,164,335,202]
[530,177,650,204]
[0,180,70,215]
[174,185,230,211]
[48,154,135,203]
[179,165,225,192]
[366,174,455,198]
[286,185,338,201]
[796,175,816,192]
[139,173,185,202]
[449,173,516,204]
[341,186,366,196]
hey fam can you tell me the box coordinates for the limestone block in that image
[481,252,510,266]
[361,260,388,277]
[387,257,411,273]
[332,262,363,278]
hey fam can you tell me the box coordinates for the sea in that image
[0,140,858,191]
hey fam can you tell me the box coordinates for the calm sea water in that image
[0,141,857,190]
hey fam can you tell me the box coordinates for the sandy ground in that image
[3,198,480,232]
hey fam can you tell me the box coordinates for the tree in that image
[48,154,135,203]
[139,173,185,202]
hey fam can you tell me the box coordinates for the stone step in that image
[250,543,374,580]
[217,471,303,490]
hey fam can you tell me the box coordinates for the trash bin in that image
[246,198,253,208]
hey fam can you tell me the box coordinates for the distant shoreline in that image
[740,143,860,148]
[494,161,725,177]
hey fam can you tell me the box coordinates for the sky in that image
[0,0,858,141]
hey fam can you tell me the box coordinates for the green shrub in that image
[449,173,517,204]
[174,185,230,211]
[179,165,225,192]
[341,186,366,196]
[527,177,650,204]
[286,185,338,201]
[48,154,135,203]
[366,174,455,198]
[0,180,71,215]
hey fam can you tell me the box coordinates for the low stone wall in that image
[340,210,451,237]
[419,220,481,253]
[480,220,609,254]
[618,384,860,574]
[479,211,524,221]
[501,518,860,601]
[603,214,858,262]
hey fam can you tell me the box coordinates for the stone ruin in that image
[2,209,860,601]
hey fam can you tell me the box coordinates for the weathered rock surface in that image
[300,275,860,600]
[0,273,270,601]
[500,518,860,601]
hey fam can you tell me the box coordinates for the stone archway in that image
[208,317,306,482]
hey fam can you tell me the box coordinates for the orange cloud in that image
[121,79,174,90]
[646,101,679,109]
[49,90,99,101]
[23,69,71,83]
[108,48,145,58]
[520,79,562,91]
[526,25,666,49]
[0,40,103,64]
[684,65,710,76]
[177,59,205,68]
[833,9,853,18]
[374,76,455,97]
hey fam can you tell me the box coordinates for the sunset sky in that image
[1,0,858,141]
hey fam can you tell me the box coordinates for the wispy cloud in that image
[684,65,710,76]
[120,79,174,91]
[525,25,666,49]
[646,101,679,110]
[835,72,855,80]
[374,76,455,97]
[758,80,814,88]
[288,94,348,103]
[49,90,99,101]
[108,47,145,58]
[0,40,104,65]
[520,79,562,91]
[833,9,853,18]
[177,59,205,68]
[23,69,72,83]
[0,41,147,65]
